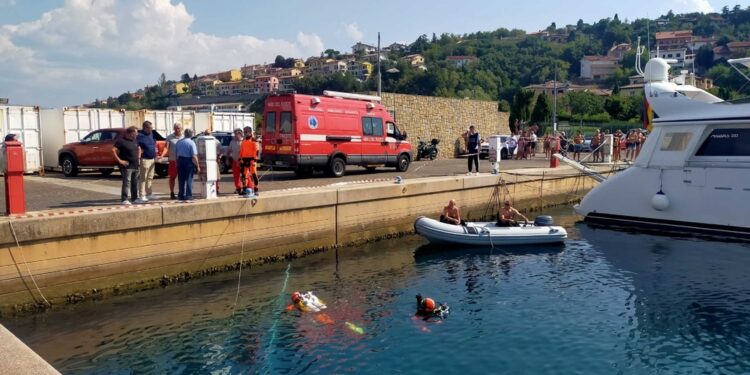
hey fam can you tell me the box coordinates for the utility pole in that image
[377,32,382,97]
[553,63,558,134]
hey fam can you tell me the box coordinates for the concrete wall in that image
[0,171,597,315]
[379,93,510,158]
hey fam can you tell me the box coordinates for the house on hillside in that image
[385,42,408,52]
[447,56,477,68]
[728,41,750,58]
[607,43,631,61]
[580,56,619,80]
[400,54,425,66]
[217,69,242,82]
[360,53,387,64]
[347,61,372,80]
[525,81,612,97]
[255,76,279,94]
[655,30,692,50]
[713,45,731,61]
[352,42,377,55]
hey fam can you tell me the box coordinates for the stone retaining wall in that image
[379,93,510,158]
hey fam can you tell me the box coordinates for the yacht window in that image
[660,132,692,151]
[696,128,750,156]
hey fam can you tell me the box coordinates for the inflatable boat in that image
[414,216,567,246]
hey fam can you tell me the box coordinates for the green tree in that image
[509,89,535,132]
[530,93,551,124]
[324,49,341,58]
[180,73,191,83]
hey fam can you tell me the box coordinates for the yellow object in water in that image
[345,322,364,335]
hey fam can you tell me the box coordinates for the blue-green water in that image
[4,209,750,374]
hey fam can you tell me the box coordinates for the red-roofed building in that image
[655,30,692,50]
[580,56,619,80]
[447,56,477,68]
[728,41,750,58]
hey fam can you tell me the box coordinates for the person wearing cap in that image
[290,291,326,312]
[161,123,184,199]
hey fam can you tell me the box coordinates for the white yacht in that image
[575,57,750,238]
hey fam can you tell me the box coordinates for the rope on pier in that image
[7,221,50,307]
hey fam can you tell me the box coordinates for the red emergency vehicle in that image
[261,91,412,177]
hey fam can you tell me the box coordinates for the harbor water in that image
[4,207,750,374]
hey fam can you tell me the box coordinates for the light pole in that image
[553,63,558,134]
[377,32,382,97]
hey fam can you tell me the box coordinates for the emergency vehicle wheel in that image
[327,157,346,177]
[396,154,411,172]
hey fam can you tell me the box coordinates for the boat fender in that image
[651,191,669,211]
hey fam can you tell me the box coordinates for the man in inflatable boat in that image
[416,294,450,320]
[497,200,530,227]
[440,200,466,226]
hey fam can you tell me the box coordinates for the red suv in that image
[58,128,167,177]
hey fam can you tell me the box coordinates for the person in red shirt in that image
[238,126,258,197]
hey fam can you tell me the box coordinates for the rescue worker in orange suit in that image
[238,126,258,197]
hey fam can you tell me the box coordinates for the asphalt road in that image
[1,157,556,212]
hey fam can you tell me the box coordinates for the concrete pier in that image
[0,167,601,315]
[0,324,60,374]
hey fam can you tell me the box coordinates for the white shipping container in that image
[40,108,126,169]
[211,112,255,133]
[0,106,43,174]
[127,110,196,136]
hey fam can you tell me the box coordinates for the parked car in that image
[479,135,516,160]
[567,137,593,153]
[58,128,167,177]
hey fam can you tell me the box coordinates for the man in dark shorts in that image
[113,126,140,205]
[465,125,480,175]
[440,199,466,225]
[497,200,529,227]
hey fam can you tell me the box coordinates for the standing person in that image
[136,121,156,203]
[465,125,480,175]
[175,129,199,201]
[635,130,646,159]
[506,132,518,159]
[529,130,538,157]
[238,126,258,197]
[515,131,526,160]
[113,126,140,205]
[612,130,622,162]
[161,123,184,199]
[625,130,638,161]
[590,129,601,163]
[573,132,584,162]
[228,128,244,194]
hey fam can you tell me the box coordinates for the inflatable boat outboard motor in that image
[534,215,554,226]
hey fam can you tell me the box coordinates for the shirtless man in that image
[440,200,464,225]
[497,201,530,227]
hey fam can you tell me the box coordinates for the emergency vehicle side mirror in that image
[402,131,408,140]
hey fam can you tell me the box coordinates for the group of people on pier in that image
[112,122,261,204]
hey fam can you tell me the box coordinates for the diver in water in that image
[415,294,450,320]
[291,291,327,312]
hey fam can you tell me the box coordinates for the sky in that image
[0,0,743,107]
